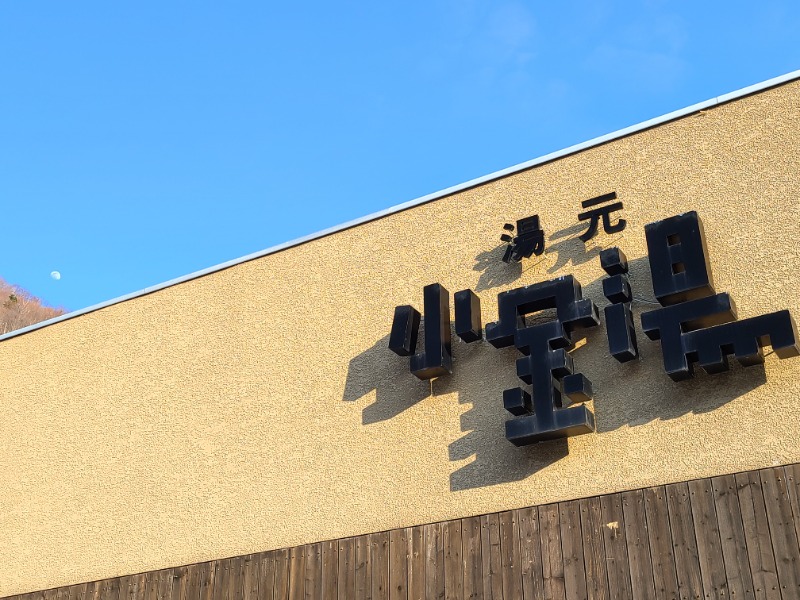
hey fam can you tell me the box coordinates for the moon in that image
[50,271,61,281]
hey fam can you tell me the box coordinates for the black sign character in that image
[578,192,626,242]
[485,276,600,446]
[501,215,545,263]
[640,211,799,380]
[389,284,483,380]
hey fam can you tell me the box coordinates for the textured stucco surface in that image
[1,81,799,595]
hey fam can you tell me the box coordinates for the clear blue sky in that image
[2,1,799,312]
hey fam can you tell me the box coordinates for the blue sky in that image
[2,1,799,312]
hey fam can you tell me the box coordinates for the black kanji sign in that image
[578,191,626,242]
[501,215,545,263]
[388,211,799,448]
[640,211,800,380]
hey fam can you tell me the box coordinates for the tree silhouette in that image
[0,278,65,335]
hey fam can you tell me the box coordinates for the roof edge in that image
[4,68,800,343]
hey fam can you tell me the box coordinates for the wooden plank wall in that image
[7,464,800,600]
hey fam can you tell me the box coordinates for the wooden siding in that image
[6,464,800,600]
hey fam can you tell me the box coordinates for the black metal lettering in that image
[454,289,482,343]
[599,247,638,362]
[388,283,452,380]
[578,192,626,242]
[501,215,545,263]
[503,321,595,446]
[641,212,799,380]
[485,276,599,446]
[485,275,599,348]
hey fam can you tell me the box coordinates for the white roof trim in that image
[4,68,800,343]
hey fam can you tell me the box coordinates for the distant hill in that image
[0,279,66,335]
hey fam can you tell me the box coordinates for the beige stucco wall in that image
[2,80,800,596]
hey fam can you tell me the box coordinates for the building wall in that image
[4,463,799,600]
[1,79,799,595]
